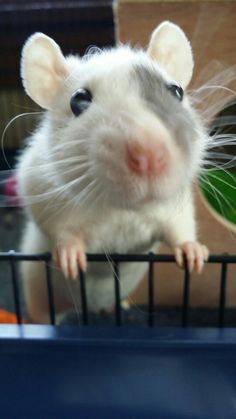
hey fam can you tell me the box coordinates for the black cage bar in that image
[1,251,236,328]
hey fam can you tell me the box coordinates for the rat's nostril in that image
[127,149,148,174]
[126,142,168,176]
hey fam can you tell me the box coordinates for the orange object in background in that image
[0,309,26,324]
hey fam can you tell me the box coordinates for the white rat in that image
[17,21,209,323]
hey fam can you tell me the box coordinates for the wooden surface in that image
[117,0,236,307]
[117,1,236,86]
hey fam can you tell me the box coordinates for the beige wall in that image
[117,1,236,83]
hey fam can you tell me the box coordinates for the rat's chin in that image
[105,183,170,210]
[100,167,186,210]
[124,178,186,209]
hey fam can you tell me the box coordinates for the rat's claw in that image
[202,245,210,262]
[174,247,183,269]
[54,239,87,280]
[174,241,209,274]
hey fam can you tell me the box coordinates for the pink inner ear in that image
[54,53,69,79]
[147,22,193,89]
[22,33,69,109]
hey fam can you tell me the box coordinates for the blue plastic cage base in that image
[1,252,236,417]
[1,325,236,419]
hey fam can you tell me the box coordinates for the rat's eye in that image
[167,83,184,101]
[70,88,92,116]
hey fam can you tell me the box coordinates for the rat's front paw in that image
[174,241,209,274]
[54,238,87,280]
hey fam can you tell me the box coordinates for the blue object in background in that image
[1,325,236,419]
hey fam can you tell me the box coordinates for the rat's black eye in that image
[70,88,92,116]
[167,83,184,101]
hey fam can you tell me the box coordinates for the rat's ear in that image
[147,21,193,89]
[21,33,69,109]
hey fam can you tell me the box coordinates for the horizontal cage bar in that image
[1,251,236,264]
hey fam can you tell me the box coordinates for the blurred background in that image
[0,0,235,325]
[0,0,115,319]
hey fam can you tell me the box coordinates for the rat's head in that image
[21,22,207,209]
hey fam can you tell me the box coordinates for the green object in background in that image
[199,169,236,226]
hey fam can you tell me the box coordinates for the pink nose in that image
[126,141,168,176]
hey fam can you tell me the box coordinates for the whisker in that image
[200,175,235,213]
[204,153,235,162]
[74,178,101,207]
[205,171,236,191]
[52,138,87,151]
[202,160,236,171]
[200,179,229,216]
[1,111,43,169]
[65,280,81,325]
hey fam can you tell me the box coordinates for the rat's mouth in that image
[104,176,165,210]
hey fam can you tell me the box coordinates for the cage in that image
[1,251,236,418]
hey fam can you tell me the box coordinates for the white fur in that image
[17,22,207,323]
[21,32,69,109]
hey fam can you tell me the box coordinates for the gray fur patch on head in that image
[132,63,178,123]
[131,63,200,150]
[132,64,165,107]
